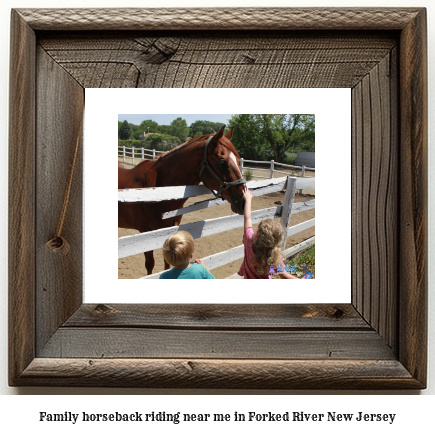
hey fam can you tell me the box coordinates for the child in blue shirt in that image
[159,231,215,279]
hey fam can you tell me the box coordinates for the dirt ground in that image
[118,160,315,279]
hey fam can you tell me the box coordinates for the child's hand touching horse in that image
[243,189,253,230]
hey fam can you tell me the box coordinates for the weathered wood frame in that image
[9,8,427,388]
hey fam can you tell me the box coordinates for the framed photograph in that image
[87,88,348,303]
[9,8,427,388]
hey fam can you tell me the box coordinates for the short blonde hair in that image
[252,219,285,275]
[162,231,194,266]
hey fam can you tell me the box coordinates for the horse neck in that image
[154,142,204,187]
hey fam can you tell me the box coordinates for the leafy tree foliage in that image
[119,120,132,140]
[118,115,314,163]
[229,114,315,162]
[143,133,181,151]
[189,120,226,138]
[228,114,268,160]
[132,120,159,139]
[139,119,159,132]
[170,117,189,141]
[118,133,181,152]
[159,125,173,136]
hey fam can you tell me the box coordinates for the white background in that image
[85,88,351,303]
[0,0,434,422]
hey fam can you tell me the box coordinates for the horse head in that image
[200,125,246,215]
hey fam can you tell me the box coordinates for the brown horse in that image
[118,125,246,275]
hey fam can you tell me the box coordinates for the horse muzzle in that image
[230,196,245,215]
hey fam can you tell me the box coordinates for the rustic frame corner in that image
[9,7,427,389]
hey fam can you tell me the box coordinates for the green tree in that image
[119,120,132,140]
[170,117,189,141]
[255,114,315,162]
[130,119,160,139]
[229,114,315,162]
[139,119,159,133]
[141,133,182,151]
[158,125,172,135]
[228,114,268,161]
[189,120,226,138]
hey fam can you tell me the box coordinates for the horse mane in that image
[135,158,155,169]
[185,134,211,145]
[157,132,240,162]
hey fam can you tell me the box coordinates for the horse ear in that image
[225,126,234,140]
[211,125,226,143]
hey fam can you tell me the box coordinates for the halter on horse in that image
[199,135,246,199]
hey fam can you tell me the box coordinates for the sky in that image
[118,114,233,126]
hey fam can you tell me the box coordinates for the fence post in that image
[270,160,274,179]
[280,177,297,249]
[153,149,156,160]
[240,158,244,176]
[299,165,306,194]
[123,146,125,163]
[132,146,135,165]
[141,147,144,161]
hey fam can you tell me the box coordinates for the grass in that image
[285,244,315,278]
[284,154,297,165]
[244,168,254,181]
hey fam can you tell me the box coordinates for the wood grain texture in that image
[15,8,422,31]
[386,47,399,351]
[65,304,367,329]
[398,8,428,386]
[351,51,399,352]
[8,8,427,389]
[38,32,397,89]
[8,9,36,386]
[39,329,395,360]
[35,48,84,353]
[17,358,420,389]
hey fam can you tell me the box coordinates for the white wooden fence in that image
[118,176,315,279]
[118,145,166,165]
[240,158,315,180]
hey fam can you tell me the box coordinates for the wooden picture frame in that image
[9,8,427,388]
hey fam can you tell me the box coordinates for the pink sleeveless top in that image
[237,227,272,279]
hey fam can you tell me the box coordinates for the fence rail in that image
[118,176,315,279]
[240,158,315,180]
[118,145,166,165]
[118,176,313,203]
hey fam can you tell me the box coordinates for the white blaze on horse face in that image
[229,151,237,166]
[228,151,247,191]
[229,152,242,178]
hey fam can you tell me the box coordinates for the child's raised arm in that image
[243,190,253,230]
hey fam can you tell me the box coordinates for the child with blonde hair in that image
[159,231,215,279]
[238,190,298,279]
